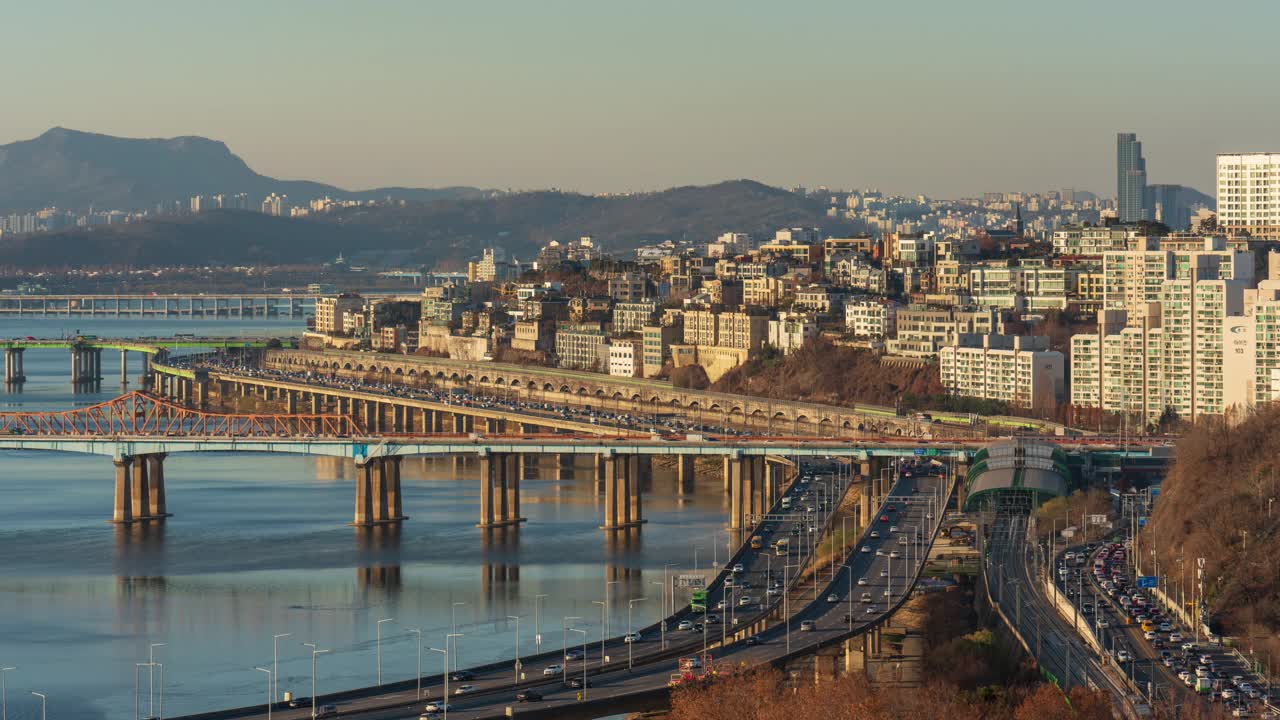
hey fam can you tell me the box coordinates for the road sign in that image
[925,448,940,456]
[352,443,369,458]
[1137,576,1158,588]
[675,573,708,589]
[913,448,927,456]
[1150,488,1160,497]
[1087,514,1108,525]
[1138,517,1147,527]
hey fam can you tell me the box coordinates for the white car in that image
[678,620,693,631]
[857,577,868,586]
[623,632,642,643]
[738,596,755,606]
[422,702,450,715]
[543,664,563,676]
[826,593,839,603]
[1116,649,1132,663]
[880,569,889,577]
[889,525,899,533]
[732,563,745,574]
[860,545,871,554]
[889,551,900,559]
[870,531,880,539]
[453,685,475,696]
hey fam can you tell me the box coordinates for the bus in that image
[774,538,790,556]
[691,590,709,612]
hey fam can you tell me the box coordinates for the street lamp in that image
[785,562,802,653]
[427,646,449,720]
[134,663,155,720]
[534,594,549,654]
[627,598,646,670]
[651,581,667,649]
[272,633,292,703]
[592,601,607,665]
[408,628,423,700]
[450,602,468,671]
[562,616,582,683]
[506,616,521,685]
[302,643,330,720]
[376,617,395,686]
[1,666,14,720]
[569,628,589,699]
[149,643,166,719]
[255,668,273,720]
[604,580,619,644]
[29,693,44,720]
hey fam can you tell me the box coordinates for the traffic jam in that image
[1059,540,1273,717]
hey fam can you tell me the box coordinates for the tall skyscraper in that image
[1116,132,1149,223]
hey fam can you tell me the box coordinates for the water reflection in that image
[606,527,642,582]
[355,524,402,595]
[480,527,521,600]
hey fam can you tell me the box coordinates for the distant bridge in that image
[2,336,294,385]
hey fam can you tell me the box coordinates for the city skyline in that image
[5,1,1279,197]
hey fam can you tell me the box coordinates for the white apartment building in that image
[1102,237,1253,319]
[612,301,658,334]
[767,312,817,354]
[844,299,899,339]
[887,306,1005,358]
[1051,226,1135,256]
[1217,153,1280,239]
[607,339,642,377]
[939,335,1064,413]
[555,324,609,371]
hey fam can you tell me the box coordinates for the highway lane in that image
[187,465,953,720]
[184,461,852,720]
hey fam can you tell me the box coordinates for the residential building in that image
[767,312,817,354]
[555,323,609,371]
[794,284,849,314]
[612,301,659,334]
[743,276,795,307]
[887,306,1004,357]
[1102,237,1253,319]
[641,324,681,378]
[511,319,554,353]
[315,294,365,335]
[608,339,643,377]
[1051,225,1136,256]
[1217,152,1280,239]
[845,299,900,339]
[608,272,648,302]
[829,254,888,294]
[421,298,465,326]
[939,334,1065,413]
[1117,132,1149,223]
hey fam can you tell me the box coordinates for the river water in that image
[0,319,730,720]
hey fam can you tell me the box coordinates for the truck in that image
[1194,675,1213,694]
[780,497,793,510]
[774,538,790,556]
[669,654,715,688]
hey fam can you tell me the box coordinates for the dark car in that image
[745,635,761,646]
[566,677,592,689]
[287,697,308,709]
[516,689,543,702]
[449,670,475,682]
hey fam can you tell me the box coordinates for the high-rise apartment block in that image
[1217,153,1280,239]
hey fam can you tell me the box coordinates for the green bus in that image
[691,590,709,612]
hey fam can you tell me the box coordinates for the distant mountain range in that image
[0,178,851,269]
[0,127,484,211]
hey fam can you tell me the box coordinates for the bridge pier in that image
[676,455,695,495]
[3,348,24,384]
[119,349,128,386]
[478,452,524,528]
[601,453,644,530]
[112,453,169,523]
[726,455,765,529]
[353,456,406,526]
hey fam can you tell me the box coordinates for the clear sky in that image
[5,0,1278,197]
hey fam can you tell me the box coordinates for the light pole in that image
[569,629,588,699]
[30,693,44,720]
[255,668,273,720]
[450,602,467,671]
[627,598,645,670]
[408,628,423,699]
[506,616,521,685]
[591,601,607,665]
[562,616,581,683]
[534,594,549,655]
[149,642,166,720]
[272,633,291,703]
[302,643,330,720]
[427,647,448,719]
[651,581,667,649]
[785,562,801,653]
[376,617,395,686]
[134,663,154,720]
[1,666,14,720]
[604,580,619,645]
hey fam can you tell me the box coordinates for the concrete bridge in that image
[2,336,295,386]
[0,390,968,534]
[0,293,317,318]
